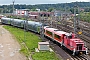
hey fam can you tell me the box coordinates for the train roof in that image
[13,19,24,22]
[44,27,70,36]
[44,27,58,32]
[28,21,42,26]
[54,31,67,36]
[28,21,37,24]
[1,17,11,20]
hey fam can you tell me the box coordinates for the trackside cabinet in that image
[38,42,49,50]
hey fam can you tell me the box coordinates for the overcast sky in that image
[0,0,90,5]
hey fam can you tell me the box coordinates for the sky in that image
[0,0,90,5]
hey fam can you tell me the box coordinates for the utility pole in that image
[74,4,81,35]
[42,14,44,40]
[77,6,80,26]
[74,2,82,35]
[1,8,3,14]
[13,0,15,15]
[61,13,62,21]
[4,7,6,14]
[23,10,31,60]
[74,5,77,34]
[40,14,44,41]
[77,6,82,35]
[51,14,53,27]
[24,10,29,42]
[12,0,15,26]
[65,3,67,20]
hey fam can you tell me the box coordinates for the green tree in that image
[48,8,54,12]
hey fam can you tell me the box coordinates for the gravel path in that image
[0,25,26,60]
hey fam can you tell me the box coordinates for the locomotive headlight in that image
[80,52,82,55]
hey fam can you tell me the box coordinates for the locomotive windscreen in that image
[77,44,82,50]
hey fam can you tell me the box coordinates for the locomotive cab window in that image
[66,35,72,39]
[68,35,72,39]
[77,44,83,50]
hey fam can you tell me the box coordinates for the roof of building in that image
[38,42,49,45]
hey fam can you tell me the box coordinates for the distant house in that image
[14,9,52,19]
[28,11,39,19]
[29,15,38,19]
[14,9,29,16]
[28,11,52,19]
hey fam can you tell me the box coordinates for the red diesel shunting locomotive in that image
[44,26,88,55]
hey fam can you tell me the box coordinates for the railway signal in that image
[78,31,82,34]
[77,27,82,34]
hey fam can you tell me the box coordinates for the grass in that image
[3,25,60,60]
[32,51,60,60]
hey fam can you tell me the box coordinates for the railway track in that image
[71,54,89,60]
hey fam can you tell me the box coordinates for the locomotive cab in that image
[72,39,88,55]
[66,34,72,39]
[63,33,87,55]
[65,32,76,39]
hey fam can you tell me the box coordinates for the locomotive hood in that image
[70,38,84,44]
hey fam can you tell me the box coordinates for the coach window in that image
[55,34,61,39]
[46,30,52,36]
